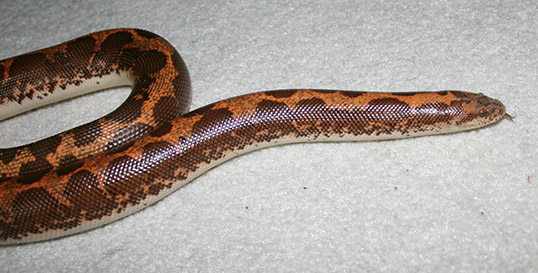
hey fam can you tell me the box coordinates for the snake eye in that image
[478,108,488,117]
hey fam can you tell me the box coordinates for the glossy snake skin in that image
[0,29,506,245]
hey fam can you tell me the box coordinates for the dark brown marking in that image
[415,102,454,125]
[366,98,411,122]
[16,160,54,184]
[133,29,160,39]
[150,122,172,137]
[452,91,471,99]
[106,122,154,154]
[11,187,60,218]
[340,90,366,97]
[56,155,84,176]
[73,124,103,148]
[64,170,116,220]
[153,96,180,124]
[392,91,447,96]
[148,183,167,196]
[56,36,98,80]
[266,89,297,98]
[141,141,178,180]
[28,135,62,156]
[0,64,5,84]
[253,99,297,140]
[132,76,155,100]
[390,91,426,96]
[192,107,235,133]
[6,53,49,102]
[0,150,17,165]
[6,187,78,240]
[99,31,134,56]
[123,50,168,77]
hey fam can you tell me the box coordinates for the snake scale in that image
[0,29,507,245]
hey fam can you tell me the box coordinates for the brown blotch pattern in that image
[16,160,54,184]
[339,90,366,98]
[73,124,103,148]
[0,149,17,165]
[267,89,302,98]
[56,155,84,176]
[149,122,172,137]
[0,28,192,182]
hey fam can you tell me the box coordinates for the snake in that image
[0,29,508,245]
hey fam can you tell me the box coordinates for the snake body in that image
[0,29,506,245]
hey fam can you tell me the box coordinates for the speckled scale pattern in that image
[0,29,506,244]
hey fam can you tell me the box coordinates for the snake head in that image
[455,92,506,129]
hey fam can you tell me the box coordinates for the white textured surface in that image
[0,1,537,272]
